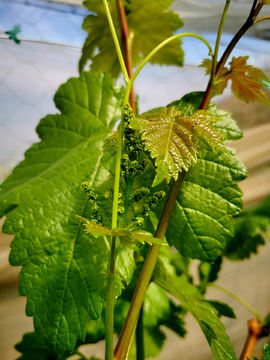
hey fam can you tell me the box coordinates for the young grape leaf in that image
[0,72,126,356]
[199,256,223,288]
[80,216,167,247]
[130,106,225,186]
[145,93,247,261]
[168,92,243,142]
[80,0,184,78]
[152,258,237,360]
[223,195,270,260]
[200,56,270,105]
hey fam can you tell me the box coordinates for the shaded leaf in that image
[203,300,236,319]
[80,0,184,78]
[80,216,167,247]
[0,72,125,356]
[262,343,270,360]
[15,332,57,360]
[152,258,237,360]
[199,256,223,286]
[200,56,270,105]
[130,106,225,186]
[224,195,270,260]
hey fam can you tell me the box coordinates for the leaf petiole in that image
[207,283,263,323]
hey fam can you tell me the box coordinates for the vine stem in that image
[136,307,145,360]
[239,319,269,360]
[200,0,264,110]
[114,172,186,360]
[102,3,213,359]
[208,283,263,323]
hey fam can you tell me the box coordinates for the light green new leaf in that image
[80,217,167,247]
[80,0,184,78]
[130,106,225,186]
[224,195,270,260]
[152,259,237,360]
[0,72,126,356]
[168,92,243,142]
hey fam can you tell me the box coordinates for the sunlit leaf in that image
[130,106,225,186]
[200,56,270,105]
[80,0,184,78]
[0,72,126,356]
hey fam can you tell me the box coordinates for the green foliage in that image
[80,0,184,78]
[5,24,21,44]
[130,105,226,186]
[15,332,57,360]
[0,72,126,356]
[203,300,236,319]
[152,258,238,360]
[224,195,270,260]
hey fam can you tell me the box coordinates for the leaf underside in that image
[80,0,184,78]
[130,106,225,186]
[0,72,127,356]
[200,56,270,105]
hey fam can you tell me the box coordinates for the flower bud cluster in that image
[81,182,103,225]
[120,154,148,179]
[123,103,143,156]
[130,189,166,226]
[110,189,125,215]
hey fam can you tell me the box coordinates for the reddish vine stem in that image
[200,1,263,110]
[239,319,269,360]
[116,0,136,113]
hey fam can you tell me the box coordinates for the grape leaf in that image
[80,0,184,78]
[0,72,126,356]
[15,332,58,360]
[145,93,247,261]
[152,258,237,360]
[80,216,167,247]
[130,106,225,186]
[203,300,236,319]
[223,195,270,260]
[200,56,270,105]
[199,256,223,287]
